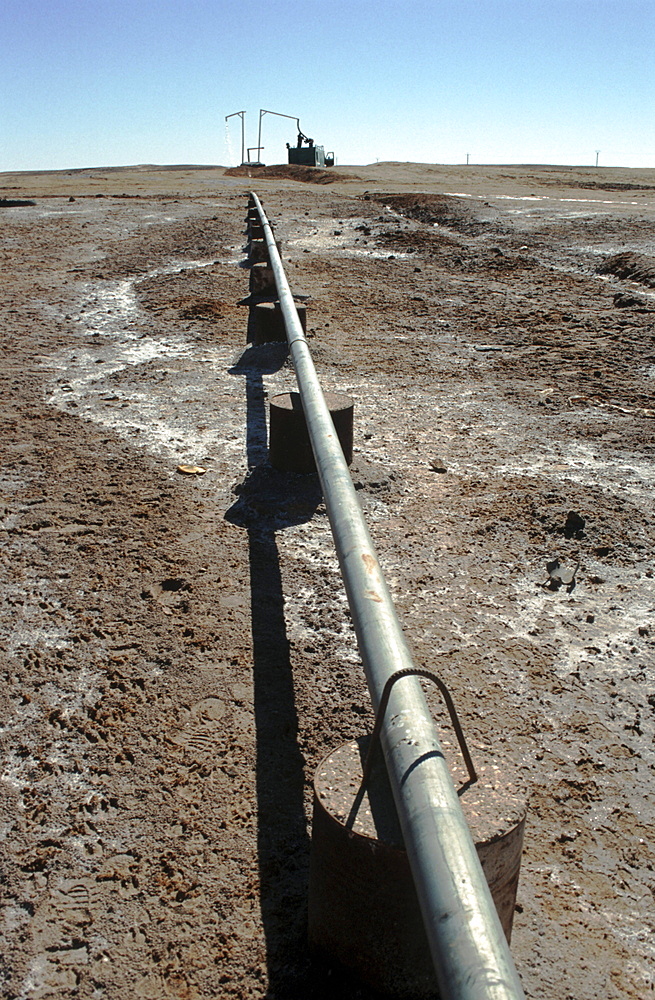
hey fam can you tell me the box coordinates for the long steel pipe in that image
[249,192,526,1000]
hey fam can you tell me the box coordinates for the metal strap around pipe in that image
[249,192,526,1000]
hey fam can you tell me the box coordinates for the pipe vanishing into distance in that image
[248,193,526,1000]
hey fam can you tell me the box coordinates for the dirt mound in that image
[177,297,233,321]
[224,164,348,185]
[572,181,655,192]
[376,226,460,252]
[365,192,502,234]
[598,251,655,287]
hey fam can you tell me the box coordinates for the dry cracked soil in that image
[1,161,655,999]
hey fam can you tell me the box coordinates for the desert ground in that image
[1,160,654,1000]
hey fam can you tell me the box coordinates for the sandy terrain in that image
[1,161,654,999]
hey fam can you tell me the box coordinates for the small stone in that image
[177,465,206,475]
[429,458,447,473]
[613,291,645,309]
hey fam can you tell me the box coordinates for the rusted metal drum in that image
[249,238,282,264]
[269,391,353,474]
[251,301,306,344]
[249,262,276,296]
[308,734,527,998]
[248,238,268,263]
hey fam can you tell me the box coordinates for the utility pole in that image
[466,153,470,165]
[595,149,601,167]
[225,111,246,165]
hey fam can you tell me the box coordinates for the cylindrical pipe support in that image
[308,735,527,997]
[269,391,353,473]
[249,238,282,264]
[249,262,276,296]
[251,300,306,344]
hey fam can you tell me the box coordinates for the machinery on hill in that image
[258,109,334,167]
[226,108,334,167]
[286,128,335,168]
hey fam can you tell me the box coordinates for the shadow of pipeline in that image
[226,343,320,990]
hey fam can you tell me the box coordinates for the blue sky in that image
[2,0,654,171]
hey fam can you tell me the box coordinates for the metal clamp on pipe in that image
[346,666,478,831]
[248,191,526,1000]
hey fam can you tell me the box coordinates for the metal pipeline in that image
[248,192,526,1000]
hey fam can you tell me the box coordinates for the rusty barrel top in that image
[314,734,528,850]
